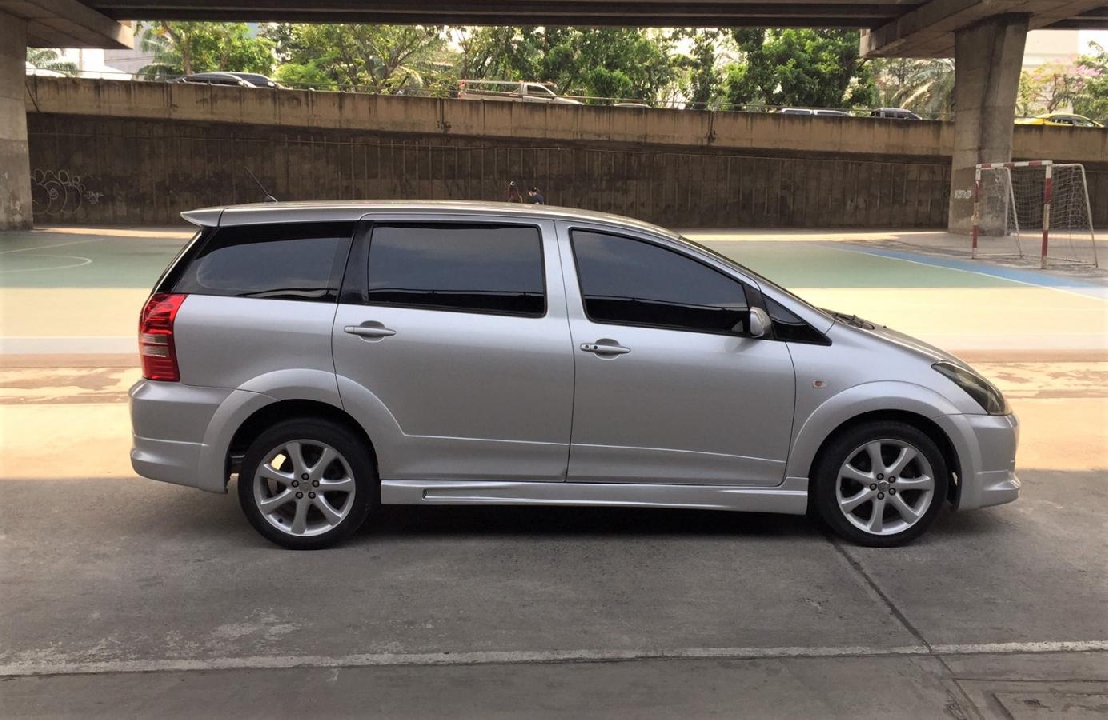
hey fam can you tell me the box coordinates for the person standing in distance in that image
[528,186,545,204]
[507,181,523,203]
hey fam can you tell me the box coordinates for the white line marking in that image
[0,238,103,255]
[2,640,1105,678]
[0,255,92,273]
[827,244,1107,303]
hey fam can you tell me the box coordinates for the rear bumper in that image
[129,380,234,493]
[131,435,206,490]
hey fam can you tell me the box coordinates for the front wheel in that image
[812,421,949,548]
[238,418,377,550]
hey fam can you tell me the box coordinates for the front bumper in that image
[947,412,1020,510]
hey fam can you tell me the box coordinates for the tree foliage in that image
[723,29,876,109]
[456,27,675,101]
[672,30,723,109]
[1073,43,1108,123]
[871,58,954,116]
[1018,61,1087,116]
[131,20,889,112]
[26,48,78,75]
[137,21,273,78]
[265,24,446,93]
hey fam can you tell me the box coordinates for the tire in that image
[237,417,377,550]
[812,421,949,548]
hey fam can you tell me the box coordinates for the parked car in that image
[175,72,283,89]
[777,107,814,115]
[870,108,922,120]
[131,202,1019,550]
[813,109,851,117]
[225,72,283,89]
[1015,112,1103,128]
[458,79,582,104]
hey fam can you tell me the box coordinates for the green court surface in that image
[0,230,1021,291]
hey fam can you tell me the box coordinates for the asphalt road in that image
[1,468,1106,717]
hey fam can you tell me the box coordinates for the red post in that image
[971,165,981,259]
[1041,164,1052,268]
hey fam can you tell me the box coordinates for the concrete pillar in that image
[947,14,1029,231]
[1,11,32,230]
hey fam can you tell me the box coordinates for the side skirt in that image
[380,477,809,515]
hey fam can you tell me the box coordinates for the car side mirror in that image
[733,307,770,338]
[746,307,770,338]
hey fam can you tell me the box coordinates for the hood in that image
[833,314,966,367]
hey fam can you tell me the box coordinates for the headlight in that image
[932,362,1010,415]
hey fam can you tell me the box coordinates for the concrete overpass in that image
[2,0,1107,231]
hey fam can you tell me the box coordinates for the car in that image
[1015,112,1104,128]
[777,107,814,115]
[458,79,581,104]
[870,108,922,120]
[131,201,1020,550]
[225,72,283,89]
[174,72,283,89]
[813,109,851,117]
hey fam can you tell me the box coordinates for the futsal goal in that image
[972,160,1098,268]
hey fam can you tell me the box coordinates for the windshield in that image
[673,233,831,322]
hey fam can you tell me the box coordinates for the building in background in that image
[1023,29,1108,69]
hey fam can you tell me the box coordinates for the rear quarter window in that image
[169,222,355,302]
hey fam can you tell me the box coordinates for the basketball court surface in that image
[1,226,1104,359]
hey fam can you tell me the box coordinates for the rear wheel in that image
[238,418,376,550]
[812,421,949,548]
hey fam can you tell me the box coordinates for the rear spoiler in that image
[180,208,223,227]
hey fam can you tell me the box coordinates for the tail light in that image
[139,293,186,381]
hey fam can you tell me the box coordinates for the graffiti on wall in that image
[31,170,105,217]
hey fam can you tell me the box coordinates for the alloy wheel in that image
[834,438,936,536]
[252,440,357,537]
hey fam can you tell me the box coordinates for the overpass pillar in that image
[948,14,1029,232]
[0,11,32,230]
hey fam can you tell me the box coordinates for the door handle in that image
[580,342,630,356]
[344,324,396,339]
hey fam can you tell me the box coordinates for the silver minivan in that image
[131,202,1019,549]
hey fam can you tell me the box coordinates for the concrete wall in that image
[23,78,1108,228]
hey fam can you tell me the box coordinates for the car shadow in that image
[358,504,819,541]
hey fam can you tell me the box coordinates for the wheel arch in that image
[787,382,965,507]
[805,409,962,508]
[228,399,378,477]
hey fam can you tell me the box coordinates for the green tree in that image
[137,21,274,78]
[871,58,954,116]
[1073,43,1108,123]
[25,48,78,75]
[723,29,875,109]
[266,24,445,94]
[672,30,723,109]
[456,27,674,102]
[1017,61,1085,116]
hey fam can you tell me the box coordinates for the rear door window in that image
[363,224,545,317]
[170,221,354,301]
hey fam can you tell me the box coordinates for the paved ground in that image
[0,227,1106,718]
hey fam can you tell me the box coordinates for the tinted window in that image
[572,231,748,334]
[172,222,353,301]
[365,225,545,317]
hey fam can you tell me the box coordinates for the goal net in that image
[973,161,1099,268]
